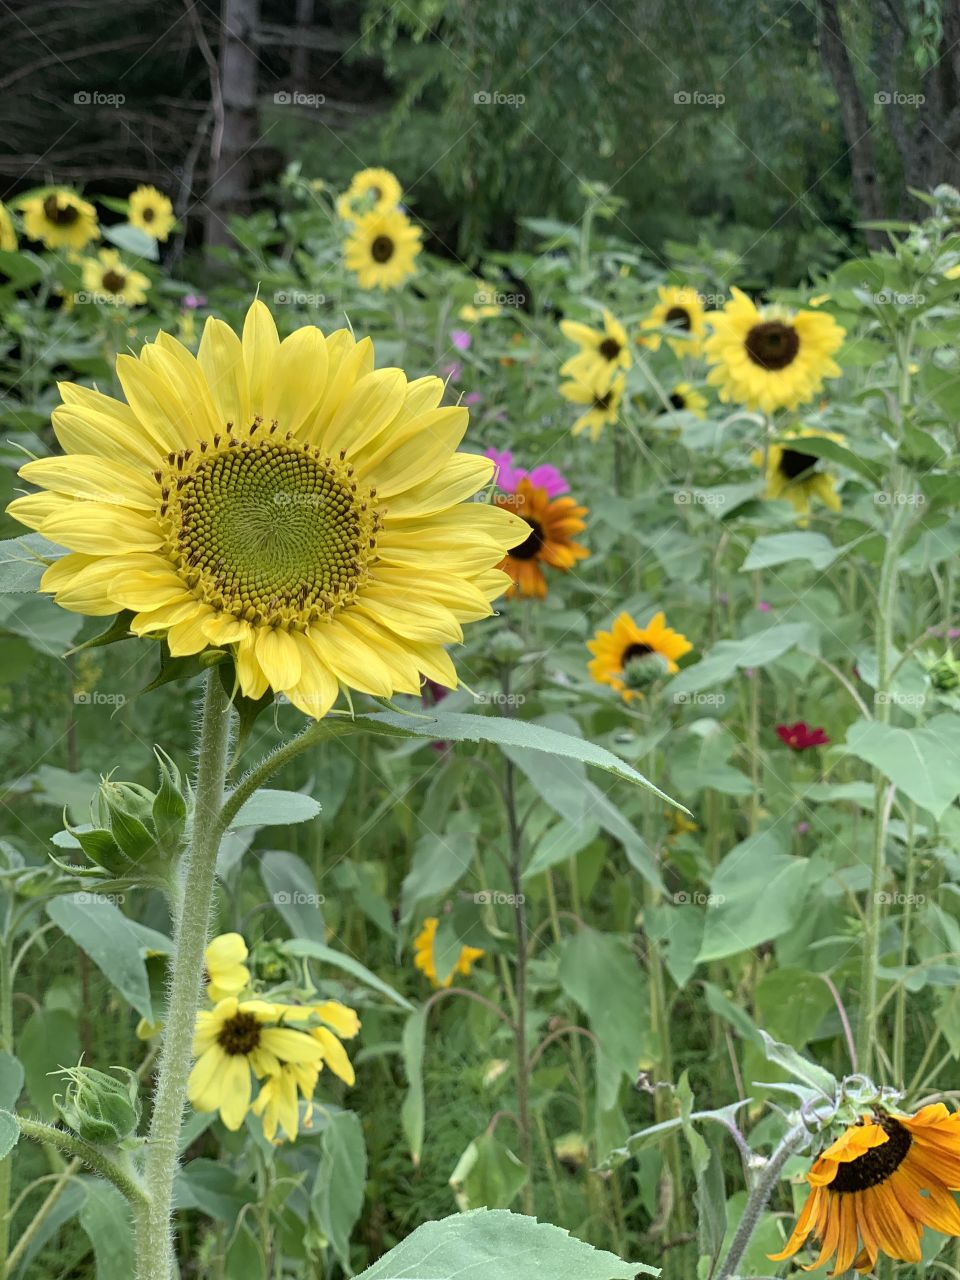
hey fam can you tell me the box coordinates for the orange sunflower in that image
[770,1105,960,1275]
[493,478,587,598]
[587,611,692,702]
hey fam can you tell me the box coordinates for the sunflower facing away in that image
[413,917,485,989]
[128,184,176,242]
[660,382,707,419]
[560,370,625,441]
[493,477,588,598]
[559,310,632,383]
[7,300,527,717]
[770,1105,960,1274]
[21,189,99,251]
[81,248,150,307]
[640,285,707,357]
[704,287,844,413]
[336,167,403,221]
[344,207,422,290]
[0,203,16,253]
[752,427,843,522]
[588,610,692,702]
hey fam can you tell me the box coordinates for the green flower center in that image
[43,195,80,226]
[745,320,800,370]
[665,306,692,331]
[217,1011,262,1056]
[778,447,818,480]
[371,235,395,263]
[159,423,379,629]
[830,1116,911,1193]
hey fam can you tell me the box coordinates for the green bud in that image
[623,651,671,692]
[152,748,188,850]
[53,1065,141,1144]
[488,629,526,666]
[929,657,960,691]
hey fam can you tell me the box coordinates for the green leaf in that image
[843,715,960,819]
[260,850,325,942]
[79,1181,134,1280]
[400,816,478,926]
[312,1110,367,1270]
[353,1209,655,1279]
[0,1109,19,1159]
[230,788,321,829]
[400,1005,427,1165]
[282,939,413,1010]
[0,1051,23,1111]
[670,624,812,696]
[770,433,884,485]
[19,1008,80,1117]
[175,1158,253,1221]
[757,1031,837,1099]
[0,534,63,592]
[102,222,159,260]
[742,532,842,572]
[450,1133,527,1210]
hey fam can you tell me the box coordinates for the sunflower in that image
[128,184,176,242]
[560,371,625,442]
[560,310,632,383]
[704,287,844,413]
[640,285,707,357]
[752,427,843,522]
[344,207,421,290]
[770,1105,960,1274]
[80,248,150,306]
[413,917,485,989]
[0,203,16,253]
[660,382,707,419]
[188,998,324,1130]
[205,932,251,1003]
[493,478,588,598]
[336,167,402,221]
[21,189,99,251]
[588,611,692,702]
[7,300,526,718]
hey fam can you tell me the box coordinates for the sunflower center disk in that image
[665,306,692,331]
[778,448,818,480]
[598,337,622,360]
[217,1011,262,1056]
[830,1117,912,1193]
[512,517,545,561]
[102,270,126,293]
[161,429,379,629]
[745,320,800,370]
[371,235,395,263]
[43,195,79,226]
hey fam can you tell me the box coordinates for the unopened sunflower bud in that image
[53,1065,141,1144]
[488,629,525,665]
[152,747,187,849]
[623,650,671,692]
[929,656,960,692]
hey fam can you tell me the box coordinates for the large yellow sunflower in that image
[752,426,843,522]
[21,189,99,251]
[560,370,625,441]
[80,248,150,306]
[0,202,16,252]
[560,310,632,383]
[493,478,588,599]
[344,207,421,290]
[128,184,176,242]
[704,287,844,413]
[588,610,692,703]
[7,300,526,717]
[640,285,707,357]
[771,1105,960,1274]
[336,167,403,221]
[413,916,485,988]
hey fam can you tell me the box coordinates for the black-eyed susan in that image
[0,202,16,253]
[205,932,250,1003]
[770,1105,960,1274]
[660,382,707,419]
[336,167,402,221]
[188,998,324,1130]
[588,611,692,702]
[80,248,150,306]
[344,207,422,291]
[413,917,485,988]
[493,477,588,598]
[560,310,632,383]
[752,427,843,521]
[704,287,844,413]
[7,300,527,718]
[560,371,625,442]
[21,189,99,251]
[128,184,175,242]
[640,285,707,357]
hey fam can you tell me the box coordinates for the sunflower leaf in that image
[757,1031,837,1099]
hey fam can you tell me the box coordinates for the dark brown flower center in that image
[142,206,155,222]
[598,337,622,361]
[102,270,126,293]
[830,1117,911,1193]
[371,235,395,263]
[593,391,613,411]
[665,306,692,331]
[43,195,79,226]
[667,392,686,410]
[778,448,818,480]
[217,1011,261,1056]
[511,517,545,560]
[745,320,800,370]
[622,642,654,665]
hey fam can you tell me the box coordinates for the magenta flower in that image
[757,601,771,613]
[442,361,462,382]
[526,465,570,496]
[182,293,207,309]
[464,391,482,406]
[451,328,472,351]
[482,449,570,496]
[484,448,525,491]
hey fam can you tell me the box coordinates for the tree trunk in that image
[204,0,260,253]
[291,0,313,91]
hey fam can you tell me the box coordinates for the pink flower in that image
[526,465,570,497]
[482,449,570,496]
[757,601,771,613]
[182,293,206,309]
[484,448,524,491]
[442,361,462,382]
[464,391,482,405]
[451,329,472,351]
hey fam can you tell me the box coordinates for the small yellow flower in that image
[660,382,707,419]
[588,611,692,703]
[205,932,250,1003]
[0,203,16,253]
[560,370,625,441]
[344,207,422,290]
[80,248,150,306]
[752,427,844,524]
[336,167,402,222]
[413,917,484,988]
[640,285,707,357]
[128,185,176,242]
[21,189,99,251]
[560,310,632,383]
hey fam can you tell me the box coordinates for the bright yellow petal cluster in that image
[205,932,251,1003]
[587,610,692,703]
[413,916,485,988]
[344,207,422,290]
[21,189,99,251]
[640,285,707,357]
[80,248,151,306]
[662,382,707,419]
[751,426,844,524]
[129,184,176,242]
[560,310,632,383]
[7,300,527,718]
[337,167,403,221]
[0,203,16,253]
[560,369,625,441]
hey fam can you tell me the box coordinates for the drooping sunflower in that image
[128,184,176,242]
[770,1105,960,1274]
[660,382,707,419]
[588,611,692,702]
[80,248,150,306]
[704,287,844,413]
[344,207,422,290]
[188,998,325,1131]
[640,285,708,357]
[493,478,588,598]
[336,167,403,222]
[560,371,625,442]
[7,300,527,718]
[0,202,16,253]
[413,916,485,989]
[205,932,251,1003]
[21,188,99,251]
[752,427,843,521]
[559,310,632,383]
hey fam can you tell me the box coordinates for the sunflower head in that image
[413,916,485,988]
[21,189,99,251]
[560,370,625,441]
[128,184,176,242]
[660,382,708,419]
[344,207,422,291]
[493,478,588,598]
[337,167,403,221]
[752,426,844,523]
[641,285,707,357]
[588,610,692,702]
[559,310,632,383]
[81,248,150,307]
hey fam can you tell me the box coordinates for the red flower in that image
[776,721,830,751]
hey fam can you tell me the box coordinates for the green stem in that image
[715,1123,807,1280]
[14,1119,145,1207]
[893,802,917,1085]
[0,932,13,1268]
[4,1158,80,1274]
[136,672,233,1280]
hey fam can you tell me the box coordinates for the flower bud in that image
[488,629,526,666]
[53,1065,141,1144]
[623,650,671,692]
